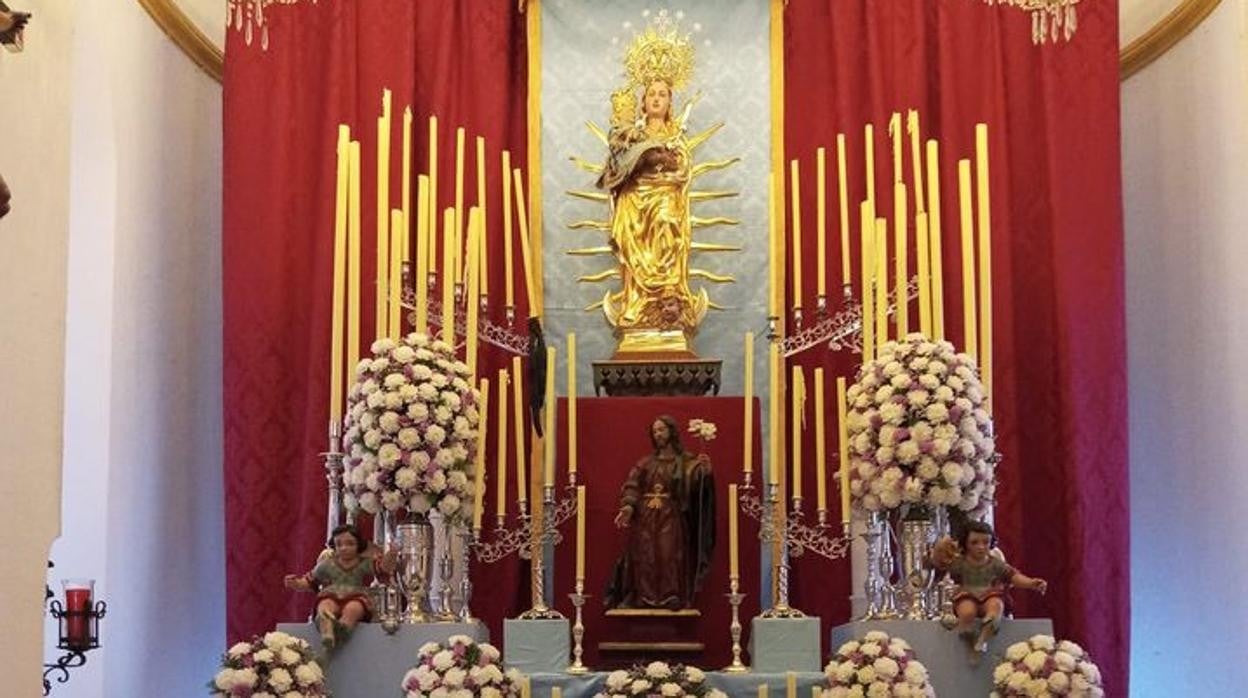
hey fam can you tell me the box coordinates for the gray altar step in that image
[278,621,487,698]
[830,618,1054,697]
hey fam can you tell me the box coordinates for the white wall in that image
[0,1,74,695]
[1123,1,1248,695]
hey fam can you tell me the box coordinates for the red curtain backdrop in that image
[223,0,531,643]
[225,0,1125,691]
[782,1,1127,694]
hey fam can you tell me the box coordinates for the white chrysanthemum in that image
[837,640,861,656]
[903,662,927,686]
[1053,650,1077,672]
[278,647,300,665]
[398,427,421,449]
[443,667,466,688]
[1006,671,1029,690]
[232,668,259,688]
[660,682,682,696]
[606,670,630,690]
[253,649,275,664]
[268,668,293,693]
[378,443,401,468]
[993,662,1015,684]
[438,495,461,515]
[294,662,323,686]
[1057,640,1085,659]
[872,656,899,679]
[371,357,391,373]
[425,424,446,446]
[1047,671,1070,693]
[630,679,652,693]
[856,666,876,684]
[393,345,417,363]
[214,669,236,690]
[1029,634,1056,651]
[431,649,455,671]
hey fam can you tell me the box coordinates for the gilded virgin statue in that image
[570,11,740,358]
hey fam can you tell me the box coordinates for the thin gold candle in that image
[861,201,875,363]
[975,124,994,409]
[512,168,537,312]
[497,368,509,520]
[816,147,827,299]
[375,91,392,345]
[575,485,586,580]
[837,376,850,525]
[330,125,349,423]
[473,377,490,531]
[814,367,826,514]
[551,687,561,698]
[454,127,466,286]
[442,207,455,346]
[786,671,797,698]
[957,159,978,362]
[836,134,851,287]
[791,365,804,503]
[511,355,527,505]
[743,332,754,475]
[790,159,802,311]
[465,208,481,377]
[889,112,902,183]
[402,107,412,265]
[347,141,362,378]
[875,219,888,349]
[894,182,909,337]
[415,175,430,334]
[907,110,925,214]
[567,333,577,479]
[389,209,403,338]
[916,212,932,337]
[502,149,515,310]
[758,685,768,698]
[865,123,876,209]
[544,346,556,488]
[769,342,781,486]
[729,483,740,578]
[768,171,779,318]
[476,136,488,299]
[427,115,439,278]
[926,140,946,341]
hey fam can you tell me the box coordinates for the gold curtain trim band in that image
[135,0,223,83]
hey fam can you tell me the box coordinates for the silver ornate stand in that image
[322,421,345,540]
[435,519,457,621]
[758,484,805,619]
[395,519,435,624]
[724,576,748,673]
[476,487,577,564]
[740,485,853,563]
[566,580,589,674]
[859,506,949,621]
[458,528,478,623]
[518,485,566,620]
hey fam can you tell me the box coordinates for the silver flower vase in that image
[396,517,435,623]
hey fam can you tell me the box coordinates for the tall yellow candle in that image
[957,159,978,362]
[861,201,875,363]
[837,376,850,525]
[402,107,412,265]
[814,367,826,513]
[454,127,466,286]
[837,134,851,287]
[786,671,797,698]
[389,209,403,338]
[442,207,455,346]
[575,485,586,580]
[511,356,527,505]
[496,368,509,521]
[502,150,515,310]
[551,687,561,698]
[415,175,430,334]
[791,365,804,503]
[790,159,802,311]
[907,110,925,214]
[769,342,781,486]
[567,333,577,478]
[926,140,946,341]
[894,182,909,337]
[465,208,481,377]
[427,115,439,278]
[865,123,876,209]
[347,141,362,378]
[544,346,556,487]
[916,212,932,337]
[875,219,888,349]
[758,685,768,698]
[512,168,537,312]
[376,111,392,343]
[330,125,350,423]
[476,136,488,299]
[743,332,754,475]
[816,147,827,299]
[473,377,490,531]
[889,112,902,183]
[768,172,779,318]
[975,124,994,409]
[521,677,530,698]
[728,483,740,578]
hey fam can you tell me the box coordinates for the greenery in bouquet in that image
[401,635,523,698]
[846,334,997,516]
[823,630,936,698]
[210,631,326,698]
[597,661,727,698]
[991,635,1104,698]
[343,334,481,527]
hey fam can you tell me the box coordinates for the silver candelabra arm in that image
[781,275,922,358]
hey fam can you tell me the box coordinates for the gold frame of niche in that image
[139,0,1222,87]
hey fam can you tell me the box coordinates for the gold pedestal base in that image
[592,357,722,397]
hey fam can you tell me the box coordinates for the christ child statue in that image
[284,524,396,649]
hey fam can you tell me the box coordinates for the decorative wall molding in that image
[1121,0,1222,80]
[135,0,223,83]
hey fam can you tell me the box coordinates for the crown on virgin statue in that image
[623,9,696,92]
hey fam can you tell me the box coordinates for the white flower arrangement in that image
[210,631,326,698]
[401,635,522,698]
[596,662,726,698]
[847,334,997,515]
[343,333,481,527]
[823,630,936,698]
[687,418,717,442]
[990,635,1104,698]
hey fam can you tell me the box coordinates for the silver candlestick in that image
[793,306,804,332]
[566,580,589,674]
[518,486,565,619]
[724,576,748,673]
[759,483,806,618]
[457,527,478,623]
[816,293,828,317]
[322,420,345,543]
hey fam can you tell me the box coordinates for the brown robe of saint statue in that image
[606,416,715,610]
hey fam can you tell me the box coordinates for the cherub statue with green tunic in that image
[284,524,396,649]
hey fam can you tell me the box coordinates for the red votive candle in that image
[62,579,94,650]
